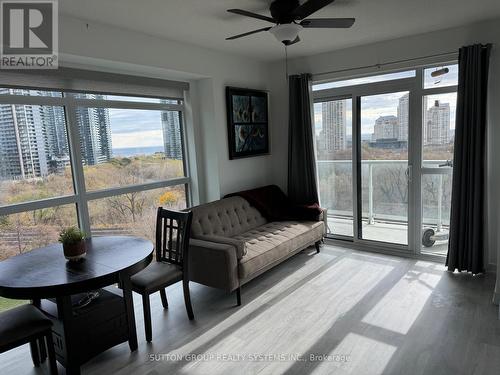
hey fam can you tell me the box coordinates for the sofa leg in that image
[315,241,321,253]
[236,287,241,306]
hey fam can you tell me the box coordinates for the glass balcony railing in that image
[317,159,451,254]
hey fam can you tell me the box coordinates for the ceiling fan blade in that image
[300,18,355,28]
[283,36,300,46]
[291,0,336,20]
[227,9,275,23]
[226,27,272,40]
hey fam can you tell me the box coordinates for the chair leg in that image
[160,289,169,309]
[236,287,241,306]
[29,339,40,367]
[315,241,321,253]
[142,294,153,342]
[45,332,58,375]
[38,337,47,363]
[182,278,194,320]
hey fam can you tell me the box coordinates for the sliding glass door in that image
[315,98,353,238]
[315,84,412,248]
[313,62,458,257]
[359,91,409,245]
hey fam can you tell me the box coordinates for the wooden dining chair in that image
[131,207,194,342]
[0,304,58,374]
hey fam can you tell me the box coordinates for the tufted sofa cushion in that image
[190,196,267,239]
[234,220,324,280]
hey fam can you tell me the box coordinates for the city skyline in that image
[315,92,455,152]
[314,91,457,136]
[0,90,183,181]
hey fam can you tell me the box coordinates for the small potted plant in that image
[58,226,87,261]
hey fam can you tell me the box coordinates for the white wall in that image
[268,19,500,276]
[58,15,275,203]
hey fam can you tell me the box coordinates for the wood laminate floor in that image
[2,245,500,375]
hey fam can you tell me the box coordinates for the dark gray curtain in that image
[446,44,491,274]
[288,74,319,205]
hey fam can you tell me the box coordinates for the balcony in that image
[317,159,451,256]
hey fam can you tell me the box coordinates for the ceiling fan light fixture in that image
[269,23,302,45]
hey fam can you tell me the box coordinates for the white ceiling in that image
[60,0,500,62]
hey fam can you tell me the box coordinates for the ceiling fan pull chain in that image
[285,44,288,81]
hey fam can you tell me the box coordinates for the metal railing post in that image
[437,174,443,232]
[368,163,374,225]
[331,162,336,210]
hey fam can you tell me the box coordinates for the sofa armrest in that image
[193,234,246,259]
[188,239,239,292]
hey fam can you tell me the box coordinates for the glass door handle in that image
[405,165,412,182]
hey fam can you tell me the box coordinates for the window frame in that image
[0,89,191,235]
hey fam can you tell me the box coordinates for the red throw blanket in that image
[225,185,322,221]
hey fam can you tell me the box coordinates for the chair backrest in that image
[155,207,193,268]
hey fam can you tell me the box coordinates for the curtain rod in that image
[312,50,459,78]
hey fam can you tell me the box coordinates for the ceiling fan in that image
[226,0,355,46]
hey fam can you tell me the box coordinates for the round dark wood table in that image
[0,236,153,375]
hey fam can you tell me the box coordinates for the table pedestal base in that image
[40,287,129,374]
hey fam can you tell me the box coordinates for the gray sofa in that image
[188,196,325,305]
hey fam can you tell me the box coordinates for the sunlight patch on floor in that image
[168,256,394,375]
[361,262,443,335]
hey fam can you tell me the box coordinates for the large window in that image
[77,107,185,190]
[0,88,190,267]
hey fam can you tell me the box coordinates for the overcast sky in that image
[109,108,164,149]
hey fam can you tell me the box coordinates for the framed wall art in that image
[226,87,269,159]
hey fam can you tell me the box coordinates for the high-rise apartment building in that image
[373,115,399,140]
[320,100,346,154]
[40,101,70,175]
[425,100,450,145]
[161,104,183,160]
[397,93,409,141]
[75,94,112,165]
[0,89,48,179]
